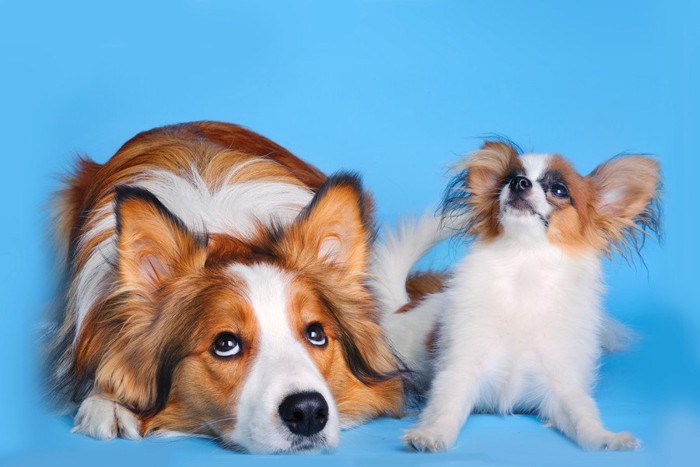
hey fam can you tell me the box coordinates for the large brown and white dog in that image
[50,121,418,453]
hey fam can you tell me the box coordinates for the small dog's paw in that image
[72,395,141,440]
[601,432,641,451]
[403,427,454,452]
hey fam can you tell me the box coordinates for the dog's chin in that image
[288,434,330,454]
[224,430,336,454]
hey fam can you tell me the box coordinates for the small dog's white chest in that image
[448,243,603,413]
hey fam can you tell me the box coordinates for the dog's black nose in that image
[510,175,532,193]
[278,392,329,437]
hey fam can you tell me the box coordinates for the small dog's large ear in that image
[466,141,520,194]
[115,186,207,296]
[279,173,373,274]
[588,156,661,253]
[442,140,520,238]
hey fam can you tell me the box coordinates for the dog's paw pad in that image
[73,395,141,440]
[403,427,451,452]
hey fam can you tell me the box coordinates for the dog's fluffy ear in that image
[588,156,661,255]
[115,186,207,296]
[73,187,207,413]
[467,141,520,195]
[279,173,373,274]
[442,140,521,239]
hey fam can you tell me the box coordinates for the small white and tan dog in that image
[372,141,660,452]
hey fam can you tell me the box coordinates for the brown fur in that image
[443,141,524,240]
[546,154,661,256]
[396,271,449,314]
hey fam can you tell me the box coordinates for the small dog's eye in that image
[551,182,569,198]
[305,323,327,347]
[212,332,241,358]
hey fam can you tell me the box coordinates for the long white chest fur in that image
[439,236,604,413]
[404,236,639,452]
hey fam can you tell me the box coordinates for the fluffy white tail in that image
[370,213,449,314]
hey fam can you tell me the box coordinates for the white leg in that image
[543,384,639,451]
[403,355,488,452]
[72,392,142,440]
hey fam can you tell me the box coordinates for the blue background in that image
[1,1,698,466]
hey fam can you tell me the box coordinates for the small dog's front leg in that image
[543,384,639,451]
[404,366,481,452]
[72,392,142,440]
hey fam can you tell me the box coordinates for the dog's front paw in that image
[579,430,641,451]
[403,426,456,452]
[72,394,141,440]
[601,432,641,451]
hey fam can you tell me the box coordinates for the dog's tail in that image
[370,213,450,315]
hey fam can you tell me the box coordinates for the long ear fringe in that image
[439,167,474,238]
[608,185,663,266]
[439,137,523,240]
[596,154,663,266]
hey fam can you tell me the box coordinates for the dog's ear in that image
[115,186,207,297]
[278,173,373,274]
[73,187,207,413]
[442,140,521,239]
[588,156,661,254]
[467,141,520,194]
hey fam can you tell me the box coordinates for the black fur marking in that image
[144,343,188,417]
[439,167,476,238]
[317,293,397,385]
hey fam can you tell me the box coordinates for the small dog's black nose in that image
[278,392,329,437]
[510,175,532,193]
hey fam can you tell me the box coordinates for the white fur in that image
[227,263,340,453]
[72,392,141,440]
[402,154,639,452]
[371,213,448,389]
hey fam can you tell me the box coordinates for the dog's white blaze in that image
[498,154,553,241]
[520,153,550,181]
[227,263,340,453]
[70,164,313,342]
[520,153,553,218]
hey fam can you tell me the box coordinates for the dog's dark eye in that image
[551,182,569,198]
[212,332,241,358]
[305,323,327,347]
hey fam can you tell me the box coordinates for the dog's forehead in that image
[519,153,552,181]
[227,262,296,343]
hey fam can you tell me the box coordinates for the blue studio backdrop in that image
[1,1,698,466]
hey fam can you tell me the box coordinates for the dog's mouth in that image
[504,198,549,226]
[507,198,536,213]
